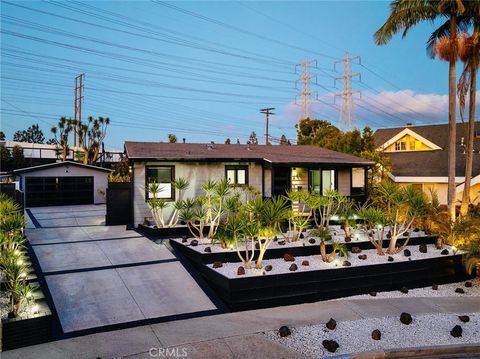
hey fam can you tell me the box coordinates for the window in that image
[395,141,407,151]
[351,167,366,195]
[225,165,248,185]
[145,166,174,200]
[308,169,336,195]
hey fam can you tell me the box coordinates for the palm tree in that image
[374,0,466,222]
[458,3,480,216]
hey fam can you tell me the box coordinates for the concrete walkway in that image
[4,296,479,358]
[26,205,217,334]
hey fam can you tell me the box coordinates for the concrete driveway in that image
[26,205,217,334]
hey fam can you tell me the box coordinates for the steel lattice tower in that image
[295,58,317,124]
[335,54,361,131]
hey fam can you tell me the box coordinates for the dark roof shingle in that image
[125,142,374,165]
[374,122,480,177]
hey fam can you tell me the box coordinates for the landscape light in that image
[17,259,23,265]
[31,304,39,314]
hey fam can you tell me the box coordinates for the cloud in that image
[273,89,480,130]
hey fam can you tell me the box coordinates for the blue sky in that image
[1,1,475,149]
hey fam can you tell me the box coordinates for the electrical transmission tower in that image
[295,58,318,124]
[334,54,361,131]
[74,73,85,147]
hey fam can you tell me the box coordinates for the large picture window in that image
[145,166,174,200]
[308,169,336,195]
[351,167,366,195]
[225,165,248,185]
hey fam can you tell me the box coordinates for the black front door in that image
[25,176,94,207]
[272,166,291,197]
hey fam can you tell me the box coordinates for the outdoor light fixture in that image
[20,272,27,278]
[14,249,20,256]
[330,215,339,221]
[17,259,23,265]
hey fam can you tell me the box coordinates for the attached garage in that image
[14,161,111,207]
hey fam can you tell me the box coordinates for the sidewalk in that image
[4,296,479,359]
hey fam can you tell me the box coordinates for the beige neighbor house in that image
[374,122,480,206]
[124,142,374,227]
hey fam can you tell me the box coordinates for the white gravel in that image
[0,289,33,320]
[336,278,480,300]
[171,226,428,254]
[211,244,459,279]
[265,312,480,357]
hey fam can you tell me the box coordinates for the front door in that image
[272,166,291,197]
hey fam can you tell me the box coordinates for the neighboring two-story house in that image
[374,122,480,206]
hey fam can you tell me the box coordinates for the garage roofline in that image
[13,161,112,174]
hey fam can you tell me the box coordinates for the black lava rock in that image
[212,261,223,268]
[283,253,295,261]
[278,240,286,246]
[279,326,291,337]
[441,249,449,255]
[413,228,420,232]
[419,244,427,253]
[369,291,377,297]
[342,260,351,267]
[289,263,298,272]
[459,315,470,323]
[345,236,352,243]
[371,329,381,340]
[265,265,273,272]
[358,254,367,260]
[301,260,309,266]
[432,283,439,290]
[388,256,394,262]
[255,242,260,250]
[237,266,245,275]
[351,246,362,254]
[308,238,316,244]
[326,318,337,330]
[273,236,278,241]
[450,325,462,338]
[181,237,188,243]
[190,239,199,246]
[400,286,409,294]
[322,340,339,353]
[204,246,211,253]
[299,232,305,239]
[465,281,473,288]
[455,288,465,294]
[400,312,412,325]
[404,249,411,257]
[386,231,392,239]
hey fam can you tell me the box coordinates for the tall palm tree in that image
[374,0,466,222]
[458,3,480,216]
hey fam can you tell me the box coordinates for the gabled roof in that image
[13,161,112,174]
[376,127,442,151]
[374,122,480,177]
[124,142,374,166]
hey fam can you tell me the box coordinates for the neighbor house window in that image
[225,165,248,185]
[351,167,366,195]
[145,166,174,200]
[395,141,407,151]
[308,169,336,195]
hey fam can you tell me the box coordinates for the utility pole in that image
[295,58,318,125]
[74,73,85,147]
[334,53,361,131]
[260,107,275,145]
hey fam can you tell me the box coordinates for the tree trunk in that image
[447,15,458,223]
[460,25,478,216]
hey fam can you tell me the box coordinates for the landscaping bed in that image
[138,223,211,238]
[170,228,437,264]
[265,312,480,357]
[173,242,470,311]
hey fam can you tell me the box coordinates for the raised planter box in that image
[189,254,470,311]
[138,224,211,238]
[2,306,52,351]
[170,235,438,265]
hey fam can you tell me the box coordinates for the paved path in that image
[26,205,217,334]
[4,296,480,358]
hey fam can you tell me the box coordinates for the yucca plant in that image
[357,206,388,256]
[310,227,332,262]
[326,241,349,263]
[0,212,25,237]
[284,190,312,242]
[0,249,30,316]
[338,200,357,240]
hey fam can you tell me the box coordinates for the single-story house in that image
[13,161,111,207]
[124,142,374,226]
[374,122,480,205]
